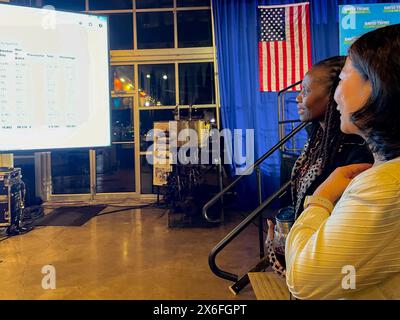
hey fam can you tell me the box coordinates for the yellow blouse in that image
[285,157,400,299]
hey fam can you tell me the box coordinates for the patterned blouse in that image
[266,123,374,278]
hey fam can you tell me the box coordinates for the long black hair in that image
[348,24,400,161]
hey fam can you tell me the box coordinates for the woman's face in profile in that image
[296,68,329,123]
[334,58,372,135]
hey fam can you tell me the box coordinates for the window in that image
[40,0,86,11]
[138,64,175,107]
[177,0,210,7]
[108,13,134,50]
[179,62,215,105]
[111,66,134,94]
[87,0,216,196]
[177,107,216,122]
[140,109,175,151]
[9,0,32,6]
[111,97,134,143]
[178,10,212,48]
[136,0,173,9]
[51,150,90,194]
[96,144,135,193]
[89,0,132,10]
[136,12,174,49]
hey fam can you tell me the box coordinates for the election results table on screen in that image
[0,4,110,150]
[0,42,81,130]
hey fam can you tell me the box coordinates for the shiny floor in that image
[0,206,259,300]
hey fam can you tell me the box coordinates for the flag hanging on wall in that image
[258,2,312,92]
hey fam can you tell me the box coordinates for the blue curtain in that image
[213,0,397,209]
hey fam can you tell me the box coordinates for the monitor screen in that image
[0,4,110,151]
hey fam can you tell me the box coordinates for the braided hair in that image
[303,56,346,172]
[291,56,347,217]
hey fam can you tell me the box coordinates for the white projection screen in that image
[0,4,111,151]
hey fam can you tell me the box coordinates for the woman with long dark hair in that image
[285,24,400,299]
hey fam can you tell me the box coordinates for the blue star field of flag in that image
[259,8,286,42]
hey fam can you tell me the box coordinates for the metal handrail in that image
[278,80,302,154]
[278,119,302,124]
[208,180,291,281]
[202,122,307,223]
[278,80,301,95]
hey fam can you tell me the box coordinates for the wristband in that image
[304,195,334,214]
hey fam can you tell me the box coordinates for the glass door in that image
[95,94,136,194]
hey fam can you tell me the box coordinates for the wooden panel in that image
[248,272,291,300]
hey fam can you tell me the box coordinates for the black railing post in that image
[256,167,264,259]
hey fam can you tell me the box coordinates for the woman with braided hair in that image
[291,56,374,220]
[266,56,373,277]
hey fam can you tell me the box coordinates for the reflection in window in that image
[179,62,215,105]
[137,12,174,49]
[178,10,212,48]
[136,0,173,9]
[108,13,133,50]
[111,98,134,142]
[111,65,134,94]
[176,107,216,123]
[177,0,210,6]
[140,155,154,194]
[96,144,135,193]
[139,64,175,107]
[51,150,90,194]
[140,109,175,151]
[89,0,132,10]
[41,0,86,11]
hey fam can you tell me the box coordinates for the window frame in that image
[88,0,219,196]
[87,0,212,50]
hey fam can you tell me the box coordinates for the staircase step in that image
[248,272,290,300]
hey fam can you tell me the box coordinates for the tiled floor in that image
[0,206,260,300]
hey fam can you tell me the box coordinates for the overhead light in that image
[146,74,151,79]
[210,118,216,123]
[162,74,168,80]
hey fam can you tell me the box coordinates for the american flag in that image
[258,2,312,92]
